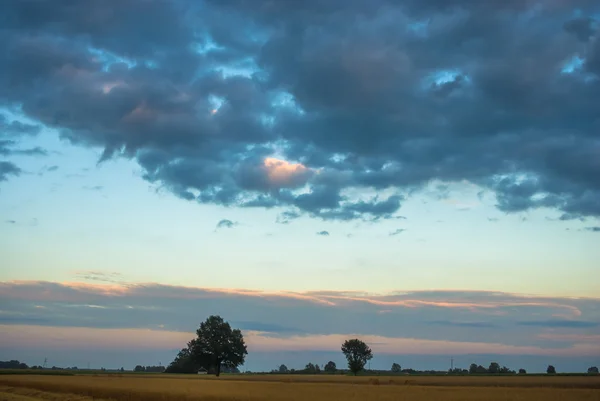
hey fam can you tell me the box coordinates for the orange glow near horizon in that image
[1,325,598,357]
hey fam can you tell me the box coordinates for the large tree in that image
[191,315,248,377]
[341,339,373,375]
[166,316,247,376]
[391,363,401,373]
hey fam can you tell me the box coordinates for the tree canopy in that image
[341,339,373,375]
[165,315,247,376]
[391,363,401,373]
[547,365,556,374]
[324,361,337,373]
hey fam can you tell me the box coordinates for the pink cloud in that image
[0,280,589,316]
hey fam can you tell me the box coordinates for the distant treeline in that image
[0,360,53,370]
[266,362,599,376]
[2,360,598,376]
[133,365,165,373]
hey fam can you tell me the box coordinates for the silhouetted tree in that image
[278,364,289,373]
[391,363,401,373]
[547,365,556,374]
[0,360,29,369]
[588,366,599,374]
[469,363,478,374]
[165,342,207,374]
[134,365,145,372]
[324,361,336,373]
[518,368,527,374]
[165,316,247,376]
[488,362,500,374]
[304,363,319,374]
[190,315,248,377]
[341,339,373,375]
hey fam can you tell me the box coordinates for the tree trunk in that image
[216,361,221,377]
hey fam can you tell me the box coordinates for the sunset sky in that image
[1,0,599,373]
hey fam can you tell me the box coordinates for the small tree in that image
[547,365,556,374]
[488,362,500,374]
[278,364,288,373]
[518,368,527,374]
[305,362,316,374]
[324,361,336,373]
[391,363,401,373]
[469,363,478,374]
[588,366,599,374]
[341,339,373,376]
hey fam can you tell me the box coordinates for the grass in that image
[0,373,599,401]
[0,371,74,377]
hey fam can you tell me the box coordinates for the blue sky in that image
[1,0,599,372]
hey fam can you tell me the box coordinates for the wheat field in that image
[1,374,599,401]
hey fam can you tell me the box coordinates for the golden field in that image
[1,374,599,401]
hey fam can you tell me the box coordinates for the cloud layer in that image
[1,1,599,221]
[1,279,598,357]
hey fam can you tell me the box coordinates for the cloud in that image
[584,226,600,232]
[5,220,16,224]
[316,230,330,236]
[517,319,599,329]
[275,210,301,224]
[216,219,238,229]
[428,321,498,328]
[74,271,125,284]
[0,161,21,182]
[389,228,406,236]
[1,1,598,220]
[0,115,41,137]
[82,185,103,191]
[1,280,599,357]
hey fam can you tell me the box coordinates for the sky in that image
[0,0,599,373]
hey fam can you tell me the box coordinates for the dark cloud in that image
[389,228,406,236]
[0,115,41,137]
[1,281,599,353]
[1,0,599,219]
[517,319,599,329]
[230,321,304,334]
[275,210,301,224]
[584,226,600,232]
[428,321,497,329]
[316,230,329,236]
[563,17,598,42]
[0,161,21,182]
[216,219,238,229]
[0,140,47,157]
[5,220,16,224]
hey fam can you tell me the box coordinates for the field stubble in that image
[0,374,599,401]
